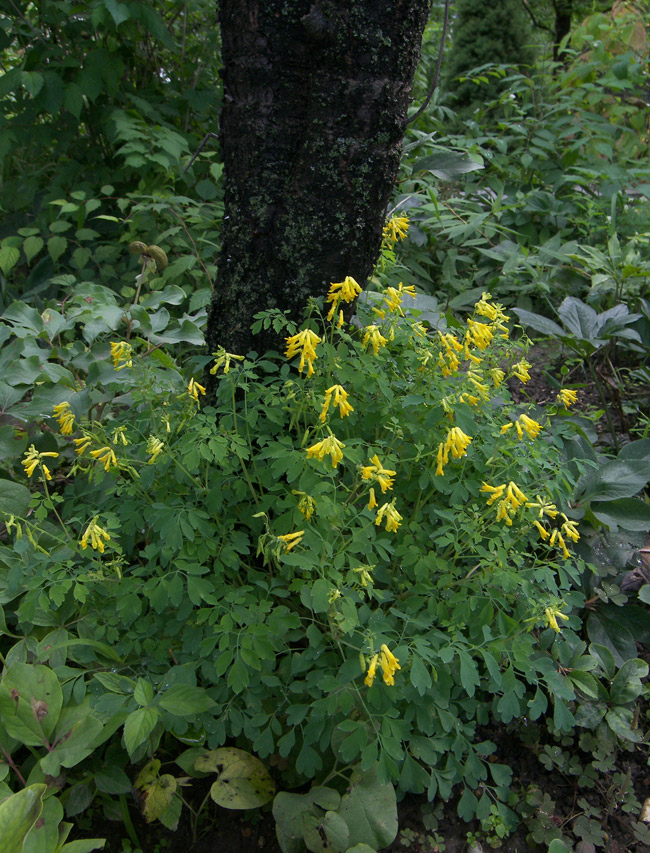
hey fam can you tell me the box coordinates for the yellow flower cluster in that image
[361,454,396,493]
[382,214,409,248]
[474,292,510,335]
[375,501,402,533]
[53,401,75,435]
[380,282,416,317]
[285,328,322,378]
[435,427,472,476]
[110,341,133,370]
[511,358,531,384]
[362,324,388,355]
[364,644,401,687]
[544,605,569,633]
[437,332,464,376]
[557,388,578,408]
[319,384,353,422]
[292,491,317,520]
[210,347,245,375]
[480,481,528,526]
[22,446,59,481]
[326,276,361,322]
[146,435,164,463]
[79,517,111,553]
[501,413,543,441]
[306,433,345,468]
[90,446,117,472]
[277,530,305,553]
[188,378,206,402]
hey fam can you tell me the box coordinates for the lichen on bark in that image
[205,0,431,386]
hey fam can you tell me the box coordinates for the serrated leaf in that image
[47,235,67,263]
[196,747,275,809]
[0,245,20,275]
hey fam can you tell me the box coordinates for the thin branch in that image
[407,0,452,125]
[521,0,554,35]
[182,131,219,174]
[167,205,214,289]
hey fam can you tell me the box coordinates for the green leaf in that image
[123,707,159,757]
[457,650,479,698]
[557,297,600,341]
[511,307,565,338]
[591,497,650,531]
[0,785,47,853]
[0,663,63,744]
[411,151,483,179]
[338,765,398,850]
[195,747,275,809]
[59,840,106,853]
[103,0,130,26]
[94,765,133,794]
[609,658,648,705]
[158,684,216,716]
[47,236,67,263]
[581,461,650,502]
[23,792,63,853]
[0,479,32,517]
[0,245,20,275]
[64,83,84,119]
[303,809,349,853]
[273,788,341,853]
[134,760,177,823]
[587,612,637,668]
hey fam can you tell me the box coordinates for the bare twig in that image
[521,0,554,35]
[167,205,215,289]
[407,0,452,125]
[182,131,219,174]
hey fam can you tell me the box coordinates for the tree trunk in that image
[205,0,431,370]
[552,0,573,63]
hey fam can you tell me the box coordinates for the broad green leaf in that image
[587,613,636,668]
[0,663,63,744]
[23,237,45,263]
[0,784,46,853]
[59,841,106,852]
[0,246,20,275]
[557,296,600,341]
[338,766,398,850]
[302,809,349,853]
[196,747,275,809]
[2,302,44,333]
[0,479,31,517]
[133,760,177,824]
[157,684,216,716]
[411,151,483,179]
[23,794,62,853]
[47,236,67,263]
[511,307,565,338]
[40,705,105,775]
[103,0,131,26]
[273,788,341,853]
[581,460,650,501]
[609,658,648,705]
[123,707,159,757]
[591,497,650,531]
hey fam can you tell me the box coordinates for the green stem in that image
[585,356,618,450]
[118,794,140,847]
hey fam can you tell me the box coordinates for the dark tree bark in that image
[552,0,573,63]
[205,0,431,370]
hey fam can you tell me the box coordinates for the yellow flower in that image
[367,487,378,510]
[375,500,402,533]
[557,389,578,408]
[74,436,91,456]
[337,309,344,329]
[511,358,532,384]
[379,644,401,686]
[90,446,117,472]
[466,319,493,350]
[361,454,396,493]
[505,481,528,510]
[111,426,129,446]
[110,341,133,370]
[306,433,345,468]
[561,514,580,543]
[533,520,550,540]
[53,402,75,435]
[79,517,111,553]
[362,324,388,355]
[326,276,362,320]
[188,378,206,402]
[277,530,305,553]
[489,368,505,387]
[480,482,506,506]
[292,491,316,521]
[353,565,374,587]
[382,214,409,246]
[467,372,490,401]
[285,328,322,377]
[22,445,59,480]
[210,346,245,375]
[544,605,569,633]
[519,414,542,440]
[474,293,510,334]
[364,653,379,687]
[436,427,473,477]
[146,435,164,463]
[527,496,559,519]
[319,385,354,421]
